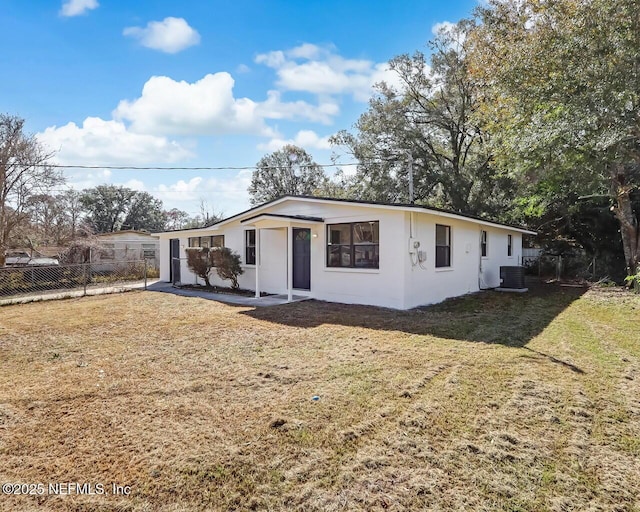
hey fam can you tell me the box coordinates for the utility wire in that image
[5,161,363,171]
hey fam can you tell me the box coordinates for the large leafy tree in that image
[81,185,166,233]
[122,191,166,232]
[248,145,328,206]
[0,114,64,265]
[468,0,640,275]
[331,21,515,217]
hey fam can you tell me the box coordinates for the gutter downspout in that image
[478,228,490,290]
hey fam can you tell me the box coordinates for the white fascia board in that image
[154,226,222,237]
[279,197,537,235]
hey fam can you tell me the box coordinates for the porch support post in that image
[287,224,293,302]
[255,227,260,298]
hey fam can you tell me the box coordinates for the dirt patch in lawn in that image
[0,281,638,511]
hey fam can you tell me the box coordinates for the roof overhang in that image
[154,195,536,236]
[240,213,324,228]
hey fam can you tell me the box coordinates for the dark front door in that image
[170,238,181,284]
[292,228,311,290]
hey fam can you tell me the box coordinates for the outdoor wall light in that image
[312,232,318,238]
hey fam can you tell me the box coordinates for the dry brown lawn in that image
[0,282,639,511]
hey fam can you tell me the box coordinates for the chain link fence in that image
[522,252,621,282]
[0,260,159,305]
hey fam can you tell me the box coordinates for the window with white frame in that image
[245,230,256,265]
[435,224,451,268]
[507,234,513,257]
[481,230,488,257]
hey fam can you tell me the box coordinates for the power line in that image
[6,161,362,171]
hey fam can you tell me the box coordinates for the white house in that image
[155,196,536,310]
[93,230,160,269]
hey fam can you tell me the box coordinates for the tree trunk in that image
[611,170,640,279]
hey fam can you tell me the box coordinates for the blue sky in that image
[1,0,477,217]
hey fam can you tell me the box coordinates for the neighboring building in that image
[93,230,160,269]
[154,196,536,310]
[4,250,59,267]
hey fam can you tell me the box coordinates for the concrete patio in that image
[146,281,310,307]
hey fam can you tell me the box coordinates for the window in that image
[188,235,224,249]
[481,230,488,257]
[101,243,115,260]
[327,221,379,268]
[507,234,513,257]
[245,230,256,265]
[142,243,156,259]
[435,224,451,268]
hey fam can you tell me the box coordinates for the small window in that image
[245,230,256,265]
[101,243,115,260]
[327,221,379,268]
[435,224,451,268]
[507,234,513,257]
[188,235,224,249]
[481,230,488,257]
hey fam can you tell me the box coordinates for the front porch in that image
[240,213,323,302]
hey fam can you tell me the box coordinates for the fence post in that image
[83,263,88,296]
[144,259,148,290]
[557,255,562,280]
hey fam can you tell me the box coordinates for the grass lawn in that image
[1,282,639,511]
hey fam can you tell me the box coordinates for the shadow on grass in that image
[241,280,587,351]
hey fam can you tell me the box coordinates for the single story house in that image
[93,230,160,269]
[154,196,536,310]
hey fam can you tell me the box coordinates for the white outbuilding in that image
[154,196,536,310]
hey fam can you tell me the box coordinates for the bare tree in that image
[0,114,64,265]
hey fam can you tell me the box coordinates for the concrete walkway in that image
[146,281,309,307]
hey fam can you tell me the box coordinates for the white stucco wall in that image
[478,229,523,288]
[400,213,524,309]
[156,198,529,309]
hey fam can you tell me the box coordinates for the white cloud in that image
[64,168,112,190]
[286,43,325,60]
[255,43,402,102]
[153,171,252,205]
[114,73,339,137]
[123,17,200,54]
[432,21,456,36]
[431,20,466,45]
[114,73,273,136]
[155,177,204,202]
[37,117,192,166]
[121,179,146,191]
[236,63,251,74]
[257,91,339,125]
[258,130,332,152]
[60,0,99,17]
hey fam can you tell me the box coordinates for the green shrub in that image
[211,247,244,289]
[624,267,640,293]
[186,248,215,287]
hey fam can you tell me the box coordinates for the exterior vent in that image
[500,266,526,289]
